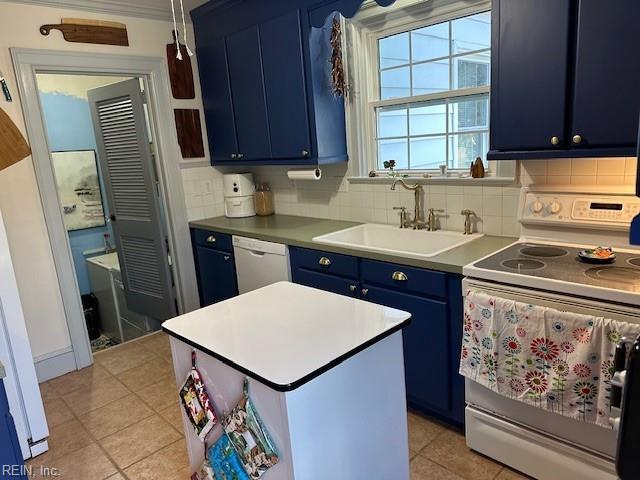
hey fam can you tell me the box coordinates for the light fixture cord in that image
[179,0,194,57]
[170,0,182,60]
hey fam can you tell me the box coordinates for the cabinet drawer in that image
[292,268,359,298]
[361,260,446,298]
[192,229,233,252]
[289,247,359,279]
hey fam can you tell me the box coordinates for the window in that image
[374,12,491,171]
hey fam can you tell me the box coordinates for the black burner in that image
[628,258,640,268]
[501,259,546,271]
[519,246,569,258]
[585,267,640,284]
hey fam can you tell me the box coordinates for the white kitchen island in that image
[162,281,411,480]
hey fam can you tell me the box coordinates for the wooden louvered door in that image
[88,79,176,321]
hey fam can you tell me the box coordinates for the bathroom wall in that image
[38,74,127,295]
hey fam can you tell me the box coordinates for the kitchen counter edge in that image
[189,215,516,274]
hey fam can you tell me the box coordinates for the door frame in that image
[11,48,200,370]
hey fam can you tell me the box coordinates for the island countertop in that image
[189,214,516,274]
[162,281,411,391]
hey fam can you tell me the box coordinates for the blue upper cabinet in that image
[489,0,640,160]
[260,10,312,160]
[192,1,357,166]
[225,25,271,161]
[570,0,640,151]
[197,35,238,163]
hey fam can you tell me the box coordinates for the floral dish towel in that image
[459,289,640,428]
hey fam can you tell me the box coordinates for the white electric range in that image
[462,186,640,480]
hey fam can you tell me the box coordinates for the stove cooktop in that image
[473,243,640,293]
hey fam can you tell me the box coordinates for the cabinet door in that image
[260,10,311,160]
[0,384,27,480]
[194,246,238,306]
[226,26,271,160]
[490,0,572,151]
[292,268,360,298]
[571,0,640,150]
[197,34,238,162]
[364,286,450,413]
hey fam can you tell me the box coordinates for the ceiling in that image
[9,0,211,22]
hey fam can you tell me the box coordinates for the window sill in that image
[347,175,519,186]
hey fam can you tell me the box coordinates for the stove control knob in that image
[531,199,544,214]
[549,200,562,214]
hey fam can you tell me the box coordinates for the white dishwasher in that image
[232,236,290,294]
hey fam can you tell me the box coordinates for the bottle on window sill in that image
[471,157,485,178]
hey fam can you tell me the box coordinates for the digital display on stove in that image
[590,202,623,211]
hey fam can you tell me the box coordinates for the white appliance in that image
[0,208,48,458]
[462,185,640,480]
[224,173,256,218]
[232,236,289,294]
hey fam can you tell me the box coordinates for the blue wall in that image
[40,92,112,295]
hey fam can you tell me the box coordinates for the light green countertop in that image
[190,215,516,275]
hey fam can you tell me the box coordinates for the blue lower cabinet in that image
[1,380,27,479]
[364,286,451,414]
[291,268,360,298]
[193,245,238,307]
[288,246,465,426]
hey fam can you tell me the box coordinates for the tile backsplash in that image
[520,158,637,186]
[181,157,638,238]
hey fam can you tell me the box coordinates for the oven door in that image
[462,278,640,460]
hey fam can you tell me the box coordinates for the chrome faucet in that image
[426,208,444,231]
[391,179,426,229]
[461,209,475,235]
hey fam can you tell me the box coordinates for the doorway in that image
[36,73,174,353]
[12,49,200,376]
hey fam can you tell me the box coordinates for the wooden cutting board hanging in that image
[167,32,195,99]
[0,108,31,172]
[40,18,129,46]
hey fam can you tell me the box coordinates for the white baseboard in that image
[34,348,77,382]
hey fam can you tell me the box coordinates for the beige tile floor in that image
[29,331,531,479]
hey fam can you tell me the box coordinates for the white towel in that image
[459,289,640,428]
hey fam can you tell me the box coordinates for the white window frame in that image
[344,0,516,181]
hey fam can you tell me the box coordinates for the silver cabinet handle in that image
[349,284,357,292]
[206,235,216,243]
[318,257,331,266]
[223,255,230,261]
[231,154,237,159]
[392,271,408,281]
[361,288,369,297]
[238,153,244,159]
[572,134,582,144]
[551,136,559,145]
[302,149,310,158]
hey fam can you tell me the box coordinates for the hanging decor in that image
[39,18,129,46]
[167,31,196,99]
[179,351,218,441]
[170,0,194,60]
[329,15,347,97]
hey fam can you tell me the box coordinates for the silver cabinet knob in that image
[318,257,331,266]
[572,134,582,144]
[361,288,369,297]
[238,153,244,159]
[223,255,230,261]
[349,284,357,292]
[206,235,216,243]
[551,136,559,145]
[231,154,237,159]
[301,149,310,158]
